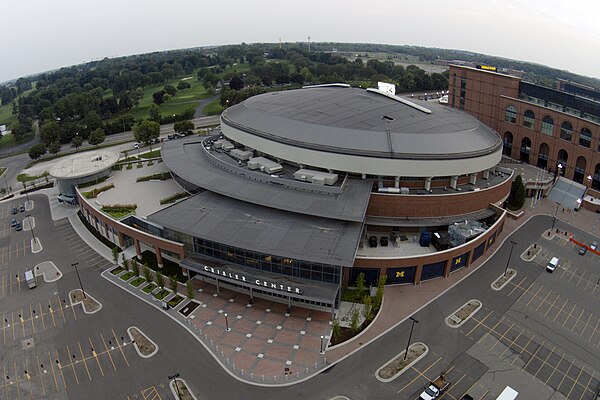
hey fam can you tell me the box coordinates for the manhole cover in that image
[22,338,35,350]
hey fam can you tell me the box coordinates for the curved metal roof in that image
[221,86,502,160]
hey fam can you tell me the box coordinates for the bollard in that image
[251,373,253,379]
[262,375,264,381]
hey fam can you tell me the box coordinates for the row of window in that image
[505,105,596,148]
[192,237,341,284]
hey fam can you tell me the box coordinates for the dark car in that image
[579,246,587,255]
[19,204,25,212]
[15,222,22,231]
[11,207,17,215]
[10,218,17,227]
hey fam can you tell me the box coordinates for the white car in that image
[591,241,598,251]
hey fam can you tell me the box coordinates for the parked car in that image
[11,207,17,215]
[10,218,16,227]
[133,143,140,149]
[579,246,588,255]
[15,222,22,231]
[19,204,25,212]
[591,241,598,251]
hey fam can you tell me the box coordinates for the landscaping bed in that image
[101,204,137,219]
[130,277,146,287]
[491,269,516,290]
[376,342,428,382]
[139,149,161,159]
[110,266,125,275]
[119,271,135,281]
[128,327,157,357]
[446,299,482,327]
[83,183,114,199]
[178,300,200,317]
[136,172,172,182]
[160,192,189,205]
[172,379,195,400]
[168,295,185,308]
[139,250,186,282]
[142,283,157,294]
[71,289,102,313]
[154,288,171,300]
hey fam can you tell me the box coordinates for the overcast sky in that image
[2,0,599,83]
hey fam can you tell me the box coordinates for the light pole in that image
[24,191,30,209]
[224,312,230,331]
[168,373,181,398]
[72,262,86,299]
[320,335,325,354]
[404,316,419,360]
[504,240,517,277]
[551,202,561,230]
[25,214,35,243]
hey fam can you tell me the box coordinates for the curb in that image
[127,326,159,358]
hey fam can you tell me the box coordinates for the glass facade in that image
[192,237,341,284]
[560,121,573,141]
[504,105,517,123]
[541,116,554,136]
[523,110,535,129]
[579,128,592,148]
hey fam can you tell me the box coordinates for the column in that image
[424,177,432,192]
[134,239,142,261]
[482,169,490,180]
[117,231,125,248]
[443,258,452,277]
[469,173,477,185]
[450,176,458,189]
[394,176,400,189]
[414,264,423,285]
[155,245,163,268]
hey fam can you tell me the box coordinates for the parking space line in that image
[48,300,56,327]
[567,364,585,399]
[511,334,534,365]
[544,294,561,317]
[112,328,130,367]
[553,299,569,322]
[589,317,600,343]
[507,276,527,296]
[556,358,575,391]
[527,285,544,306]
[579,312,594,338]
[11,312,16,341]
[89,337,104,376]
[20,308,25,337]
[443,374,465,400]
[477,316,505,345]
[76,341,92,381]
[100,332,118,372]
[398,356,442,393]
[579,370,595,400]
[535,289,552,312]
[571,309,585,333]
[499,328,524,359]
[489,323,514,351]
[3,364,9,399]
[13,361,21,400]
[54,349,67,389]
[523,340,545,372]
[562,304,578,327]
[36,354,46,397]
[29,304,35,334]
[24,358,34,400]
[56,294,67,324]
[543,350,562,383]
[38,303,46,331]
[465,311,493,337]
[65,344,80,385]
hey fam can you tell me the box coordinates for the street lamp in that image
[504,240,517,277]
[551,202,561,230]
[404,316,419,360]
[320,335,325,354]
[25,214,35,243]
[168,373,181,398]
[224,312,230,331]
[72,262,86,299]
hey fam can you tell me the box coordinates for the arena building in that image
[77,84,512,312]
[449,64,600,212]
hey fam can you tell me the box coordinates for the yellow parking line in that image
[11,312,15,341]
[77,341,92,381]
[53,349,66,389]
[553,299,569,322]
[398,356,441,393]
[511,334,535,365]
[527,285,544,306]
[489,323,514,351]
[48,300,56,327]
[36,354,46,397]
[523,340,545,371]
[556,358,574,390]
[56,294,67,324]
[65,344,80,385]
[38,303,46,331]
[112,328,130,367]
[544,294,561,317]
[499,328,524,359]
[579,370,595,400]
[508,276,527,296]
[466,311,494,337]
[3,364,9,399]
[24,358,34,400]
[100,332,117,372]
[567,365,585,399]
[20,307,25,337]
[562,304,578,327]
[13,361,22,400]
[29,304,35,335]
[542,350,562,383]
[571,309,585,332]
[89,337,104,376]
[589,318,600,343]
[535,290,552,312]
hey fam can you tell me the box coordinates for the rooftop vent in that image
[382,115,394,121]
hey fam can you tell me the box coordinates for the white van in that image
[25,270,37,288]
[546,257,559,273]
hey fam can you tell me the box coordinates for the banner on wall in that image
[386,266,416,284]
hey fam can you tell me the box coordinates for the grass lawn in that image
[0,85,36,126]
[17,171,49,182]
[154,288,171,300]
[103,209,135,219]
[142,283,157,294]
[0,133,17,150]
[203,99,224,116]
[130,277,146,287]
[110,267,125,275]
[119,271,135,281]
[168,295,184,308]
[139,149,161,159]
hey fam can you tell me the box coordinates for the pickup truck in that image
[419,374,450,400]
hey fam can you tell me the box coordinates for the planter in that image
[130,277,146,287]
[128,326,158,358]
[491,269,516,291]
[142,283,158,294]
[445,299,482,328]
[376,342,428,382]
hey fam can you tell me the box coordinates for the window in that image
[459,77,466,110]
[504,105,517,123]
[560,121,573,141]
[541,116,554,136]
[579,128,591,148]
[523,110,535,129]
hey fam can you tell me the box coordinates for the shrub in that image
[136,172,172,182]
[186,280,194,299]
[155,270,164,288]
[160,192,189,205]
[332,318,341,342]
[83,183,115,199]
[143,264,152,282]
[169,275,178,293]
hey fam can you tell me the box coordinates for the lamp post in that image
[504,241,517,277]
[224,312,230,331]
[72,262,86,299]
[551,202,561,230]
[320,335,325,354]
[404,316,419,360]
[25,214,35,243]
[24,191,30,209]
[168,373,181,398]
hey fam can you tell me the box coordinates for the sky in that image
[2,0,600,83]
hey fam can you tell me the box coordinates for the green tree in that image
[177,81,191,90]
[112,246,119,266]
[508,174,526,210]
[155,270,164,288]
[362,295,373,321]
[134,120,160,146]
[354,272,366,302]
[332,318,341,343]
[149,104,161,123]
[48,141,61,155]
[152,90,166,105]
[173,120,194,135]
[28,143,47,160]
[88,128,106,147]
[374,275,386,311]
[143,263,152,282]
[164,85,177,96]
[351,308,361,334]
[122,254,128,272]
[71,135,83,150]
[169,275,178,293]
[186,279,194,299]
[131,258,140,276]
[40,121,61,146]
